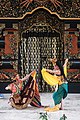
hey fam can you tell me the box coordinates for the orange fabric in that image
[5,34,14,54]
[31,71,36,78]
[67,34,78,55]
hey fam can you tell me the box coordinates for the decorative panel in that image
[20,31,63,92]
[17,8,64,92]
[64,23,80,82]
[0,0,80,18]
[20,35,62,91]
[0,25,19,82]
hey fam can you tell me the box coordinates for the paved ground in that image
[0,93,80,120]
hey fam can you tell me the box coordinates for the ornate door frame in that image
[19,8,64,91]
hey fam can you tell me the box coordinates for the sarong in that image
[53,83,68,105]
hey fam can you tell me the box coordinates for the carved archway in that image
[19,8,64,91]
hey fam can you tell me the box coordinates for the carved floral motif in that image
[0,0,80,18]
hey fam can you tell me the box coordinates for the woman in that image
[5,70,43,109]
[41,58,68,112]
[6,71,34,98]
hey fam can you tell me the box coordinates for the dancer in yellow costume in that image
[41,58,68,112]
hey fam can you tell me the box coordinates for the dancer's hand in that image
[65,58,68,64]
[63,58,68,67]
[30,70,36,75]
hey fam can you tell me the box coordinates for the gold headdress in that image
[48,58,57,65]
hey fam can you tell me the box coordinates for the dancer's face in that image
[15,74,20,80]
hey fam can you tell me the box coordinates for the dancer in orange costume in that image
[5,70,43,109]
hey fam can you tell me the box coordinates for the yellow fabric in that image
[41,68,59,86]
[64,65,67,77]
[44,105,60,112]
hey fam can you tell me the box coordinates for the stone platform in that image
[0,93,80,120]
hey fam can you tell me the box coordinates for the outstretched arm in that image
[21,74,30,81]
[46,69,61,75]
[63,58,68,67]
[21,70,36,81]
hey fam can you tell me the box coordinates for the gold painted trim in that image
[21,22,61,33]
[0,6,80,20]
[21,22,61,41]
